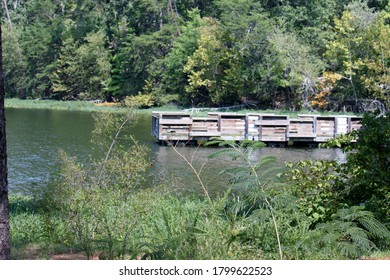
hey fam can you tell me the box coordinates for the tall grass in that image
[5,98,184,114]
[5,98,126,112]
[5,98,360,117]
[11,188,388,260]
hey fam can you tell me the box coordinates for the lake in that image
[6,108,346,195]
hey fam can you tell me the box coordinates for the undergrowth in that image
[8,112,389,260]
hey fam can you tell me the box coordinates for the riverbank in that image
[4,98,184,114]
[5,98,360,117]
[9,192,390,260]
[5,98,127,112]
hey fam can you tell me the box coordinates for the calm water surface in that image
[6,108,345,194]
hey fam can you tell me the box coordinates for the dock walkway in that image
[151,112,361,145]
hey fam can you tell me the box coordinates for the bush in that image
[320,111,390,227]
[283,160,343,225]
[343,112,390,226]
[124,94,156,108]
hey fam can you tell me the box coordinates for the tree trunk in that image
[2,0,12,26]
[0,20,11,260]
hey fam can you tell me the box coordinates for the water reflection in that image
[151,143,346,195]
[6,108,95,192]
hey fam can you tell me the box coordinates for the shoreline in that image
[5,98,361,117]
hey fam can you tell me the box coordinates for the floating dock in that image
[151,112,362,146]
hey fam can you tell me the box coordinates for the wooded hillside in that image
[2,0,389,111]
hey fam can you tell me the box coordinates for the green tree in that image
[325,2,380,109]
[360,11,390,107]
[156,9,203,104]
[183,17,233,106]
[73,30,112,100]
[107,28,172,99]
[2,23,28,98]
[51,36,79,100]
[13,0,67,99]
[268,28,324,110]
[214,0,276,105]
[52,31,111,100]
[343,112,390,226]
[263,1,343,54]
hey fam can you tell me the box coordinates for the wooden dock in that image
[151,112,362,145]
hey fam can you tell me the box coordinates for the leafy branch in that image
[206,139,284,260]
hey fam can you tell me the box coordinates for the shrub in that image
[124,94,156,108]
[343,112,390,226]
[283,160,344,225]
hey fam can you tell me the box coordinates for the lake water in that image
[6,108,346,195]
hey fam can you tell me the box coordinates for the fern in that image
[140,207,206,260]
[205,139,284,259]
[254,155,277,171]
[207,148,242,160]
[333,206,390,239]
[314,206,390,258]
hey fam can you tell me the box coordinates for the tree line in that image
[2,0,389,110]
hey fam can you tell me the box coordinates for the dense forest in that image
[2,0,389,110]
[2,1,390,260]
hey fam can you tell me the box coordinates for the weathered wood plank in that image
[256,120,289,126]
[190,131,222,137]
[159,119,192,125]
[152,111,362,144]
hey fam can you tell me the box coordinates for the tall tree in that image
[214,0,277,105]
[360,11,390,108]
[0,19,11,260]
[325,1,382,109]
[268,28,324,110]
[183,17,232,106]
[52,31,112,100]
[156,9,203,104]
[2,23,28,98]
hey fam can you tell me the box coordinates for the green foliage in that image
[314,206,390,259]
[2,24,29,98]
[9,123,390,260]
[183,17,234,106]
[39,111,150,258]
[311,111,390,228]
[139,196,206,260]
[9,196,46,244]
[5,1,390,260]
[283,160,343,225]
[52,31,112,100]
[342,112,390,225]
[360,11,390,107]
[324,2,390,109]
[3,0,389,108]
[206,140,284,259]
[268,28,324,109]
[283,111,390,231]
[157,9,203,104]
[320,131,358,149]
[124,94,156,108]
